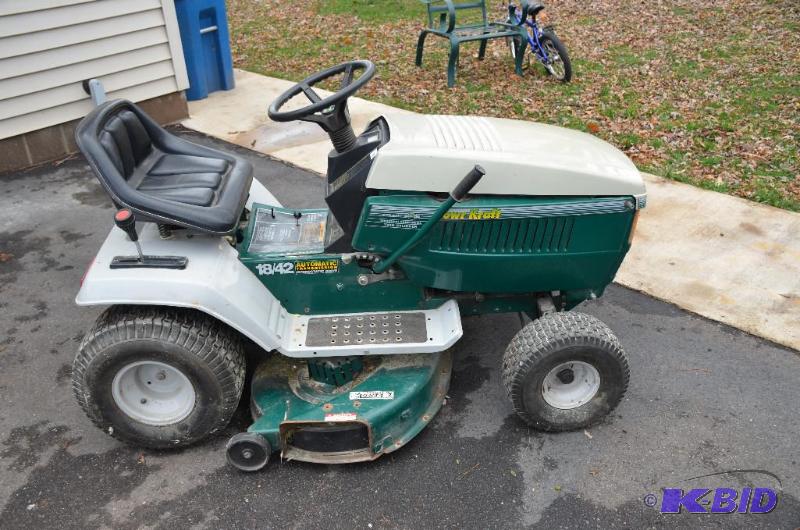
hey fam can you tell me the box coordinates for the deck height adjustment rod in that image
[372,165,485,274]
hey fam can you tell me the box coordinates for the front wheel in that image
[539,31,572,82]
[501,312,629,431]
[72,306,246,449]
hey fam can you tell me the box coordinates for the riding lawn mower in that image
[71,60,646,471]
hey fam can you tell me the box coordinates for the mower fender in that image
[76,180,289,354]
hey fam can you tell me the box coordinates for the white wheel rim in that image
[541,361,600,410]
[111,361,196,425]
[544,42,565,79]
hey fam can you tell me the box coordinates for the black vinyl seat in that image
[75,99,253,234]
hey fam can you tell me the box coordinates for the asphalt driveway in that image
[1,132,798,529]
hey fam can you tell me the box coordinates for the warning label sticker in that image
[349,391,395,400]
[324,412,358,422]
[248,208,328,255]
[295,259,339,275]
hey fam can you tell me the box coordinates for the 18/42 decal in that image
[255,262,294,276]
[255,259,339,276]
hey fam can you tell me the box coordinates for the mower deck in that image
[249,351,452,464]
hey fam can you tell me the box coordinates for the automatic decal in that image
[294,259,339,274]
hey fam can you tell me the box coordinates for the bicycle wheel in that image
[539,31,572,82]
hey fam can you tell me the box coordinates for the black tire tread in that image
[72,305,245,447]
[540,31,572,82]
[501,311,629,430]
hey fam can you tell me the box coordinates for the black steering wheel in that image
[268,60,376,152]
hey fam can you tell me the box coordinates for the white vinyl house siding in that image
[0,0,189,140]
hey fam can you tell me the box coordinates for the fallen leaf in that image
[460,463,480,479]
[679,367,712,374]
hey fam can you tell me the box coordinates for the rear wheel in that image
[502,312,628,431]
[539,31,572,82]
[72,306,246,449]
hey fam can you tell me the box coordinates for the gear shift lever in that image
[109,208,188,270]
[114,208,144,262]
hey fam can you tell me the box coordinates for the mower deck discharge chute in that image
[245,352,451,465]
[71,60,645,471]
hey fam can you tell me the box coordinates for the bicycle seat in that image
[75,99,253,235]
[529,4,545,17]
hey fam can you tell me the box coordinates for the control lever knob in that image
[450,165,486,202]
[114,208,138,242]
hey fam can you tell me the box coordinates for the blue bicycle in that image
[507,2,572,82]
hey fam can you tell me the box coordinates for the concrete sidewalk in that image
[183,69,800,352]
[183,69,410,175]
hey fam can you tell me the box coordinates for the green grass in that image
[227,0,800,212]
[751,179,800,210]
[617,133,642,149]
[609,45,645,67]
[316,0,423,22]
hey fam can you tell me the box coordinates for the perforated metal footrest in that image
[306,312,427,347]
[282,300,463,358]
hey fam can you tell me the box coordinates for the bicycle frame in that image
[509,4,550,64]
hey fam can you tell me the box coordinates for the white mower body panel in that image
[367,113,646,198]
[76,179,463,358]
[76,223,294,353]
[76,179,290,353]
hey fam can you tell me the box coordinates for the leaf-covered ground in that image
[227,0,800,211]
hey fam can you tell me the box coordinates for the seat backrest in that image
[76,99,254,235]
[97,109,153,180]
[76,100,161,208]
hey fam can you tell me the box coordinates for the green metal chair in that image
[415,0,531,87]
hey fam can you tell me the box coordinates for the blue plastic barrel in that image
[174,0,235,101]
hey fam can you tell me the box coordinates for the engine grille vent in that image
[426,115,503,152]
[430,217,575,254]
